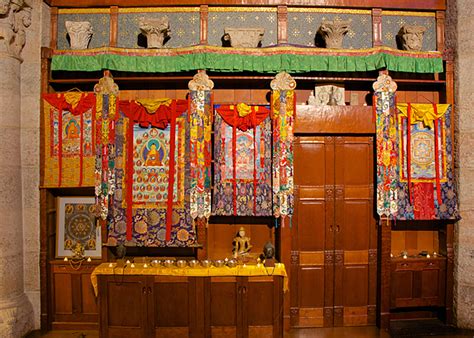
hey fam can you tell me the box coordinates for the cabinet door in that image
[244,276,283,338]
[99,275,148,338]
[334,136,377,326]
[207,276,240,338]
[292,136,335,327]
[51,263,98,330]
[149,276,200,338]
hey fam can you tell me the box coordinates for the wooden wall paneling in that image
[48,0,447,10]
[444,223,454,324]
[50,7,58,49]
[436,11,446,52]
[372,8,382,47]
[280,216,291,330]
[277,6,288,44]
[200,5,208,44]
[379,218,391,329]
[109,6,118,47]
[208,276,239,337]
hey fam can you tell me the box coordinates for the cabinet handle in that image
[142,287,147,294]
[242,286,247,294]
[427,262,434,266]
[329,225,333,232]
[401,263,409,267]
[336,225,340,232]
[147,287,152,294]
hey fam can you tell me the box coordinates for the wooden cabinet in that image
[291,135,377,328]
[50,261,99,330]
[390,258,446,309]
[98,275,284,338]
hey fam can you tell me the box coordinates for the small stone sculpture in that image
[232,227,252,258]
[397,24,426,51]
[0,0,32,58]
[317,20,350,49]
[139,16,170,48]
[65,21,93,50]
[223,27,265,48]
[309,84,345,106]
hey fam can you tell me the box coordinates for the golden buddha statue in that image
[232,227,252,258]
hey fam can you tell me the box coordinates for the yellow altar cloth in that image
[91,262,288,296]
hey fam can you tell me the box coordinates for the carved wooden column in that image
[0,1,34,336]
[372,8,382,47]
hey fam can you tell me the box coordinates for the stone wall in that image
[21,0,50,330]
[452,0,474,329]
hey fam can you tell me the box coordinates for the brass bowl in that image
[226,259,237,268]
[176,260,187,268]
[201,260,212,268]
[214,260,225,267]
[163,259,175,268]
[188,260,199,268]
[151,259,162,267]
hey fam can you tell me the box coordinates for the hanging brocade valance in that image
[42,92,96,187]
[271,90,295,222]
[213,104,273,216]
[375,94,458,220]
[106,98,197,246]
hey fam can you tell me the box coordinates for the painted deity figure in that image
[145,142,162,166]
[232,227,252,258]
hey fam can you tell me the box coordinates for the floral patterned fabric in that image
[213,107,272,216]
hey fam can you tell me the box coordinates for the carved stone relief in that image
[308,84,345,106]
[317,20,350,49]
[139,16,170,48]
[223,27,264,48]
[397,24,426,51]
[65,21,93,50]
[0,0,31,58]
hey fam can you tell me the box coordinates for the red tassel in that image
[253,107,257,215]
[165,100,178,242]
[407,103,412,205]
[58,109,63,187]
[232,105,237,216]
[126,120,134,241]
[433,106,442,205]
[79,109,84,187]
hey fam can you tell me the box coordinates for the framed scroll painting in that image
[56,196,101,258]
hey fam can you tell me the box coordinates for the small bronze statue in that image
[260,241,276,267]
[232,227,252,258]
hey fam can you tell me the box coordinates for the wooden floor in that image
[26,325,474,338]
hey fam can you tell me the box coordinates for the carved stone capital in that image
[270,71,296,91]
[318,20,350,49]
[65,21,93,50]
[94,74,119,96]
[188,71,214,91]
[398,24,426,51]
[223,27,264,48]
[139,16,170,48]
[373,74,397,93]
[0,0,31,60]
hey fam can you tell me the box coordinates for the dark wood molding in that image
[50,7,58,50]
[277,5,288,44]
[436,11,445,52]
[48,0,446,10]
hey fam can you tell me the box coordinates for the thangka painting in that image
[107,99,197,247]
[56,197,101,258]
[43,93,96,187]
[376,98,458,220]
[213,104,272,216]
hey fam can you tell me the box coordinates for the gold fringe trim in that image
[58,8,111,14]
[118,7,199,13]
[209,7,277,12]
[288,8,370,15]
[383,10,436,17]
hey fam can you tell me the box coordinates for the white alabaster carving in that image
[65,21,93,50]
[373,74,397,93]
[188,71,214,91]
[223,27,265,48]
[309,84,345,106]
[318,20,350,49]
[139,16,170,48]
[398,24,426,51]
[270,71,296,91]
[0,0,31,59]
